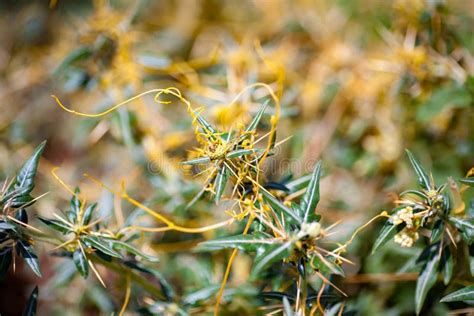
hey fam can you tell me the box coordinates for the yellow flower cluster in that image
[390,206,414,228]
[394,230,420,248]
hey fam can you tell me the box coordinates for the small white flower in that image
[394,230,419,247]
[300,222,321,238]
[389,207,414,228]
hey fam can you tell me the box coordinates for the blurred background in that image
[0,0,473,314]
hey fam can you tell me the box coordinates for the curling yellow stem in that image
[53,87,215,140]
[51,167,77,197]
[85,173,233,234]
[334,211,390,254]
[121,218,233,234]
[52,89,163,118]
[214,214,254,316]
[119,273,131,316]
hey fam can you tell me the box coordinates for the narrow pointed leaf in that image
[441,247,453,285]
[214,166,229,203]
[69,188,81,219]
[197,233,274,252]
[111,240,159,262]
[82,203,97,226]
[10,195,34,208]
[226,149,254,159]
[448,217,474,244]
[181,156,211,166]
[259,291,295,302]
[183,285,220,305]
[460,177,474,187]
[285,174,312,193]
[312,252,345,277]
[14,141,46,196]
[405,150,431,190]
[39,217,72,234]
[195,112,217,135]
[15,209,28,224]
[251,241,293,278]
[400,190,429,200]
[299,161,322,223]
[261,189,300,223]
[17,240,42,277]
[440,285,474,302]
[372,221,400,254]
[430,219,444,243]
[415,243,441,314]
[470,250,474,276]
[245,100,269,132]
[73,249,89,278]
[83,236,121,258]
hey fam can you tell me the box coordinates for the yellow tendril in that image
[214,214,255,315]
[334,211,390,254]
[119,273,131,316]
[84,173,234,234]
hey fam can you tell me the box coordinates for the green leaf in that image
[372,221,400,254]
[259,291,295,302]
[261,189,301,224]
[312,252,345,277]
[214,166,229,203]
[180,156,211,166]
[416,85,472,123]
[17,240,42,277]
[298,161,322,223]
[245,100,269,133]
[22,286,38,316]
[400,190,429,200]
[448,217,474,244]
[13,141,46,197]
[285,174,312,193]
[15,208,28,224]
[251,241,293,278]
[440,247,453,285]
[460,177,474,187]
[194,111,217,135]
[226,149,254,159]
[440,285,474,302]
[38,217,72,234]
[73,249,89,278]
[82,236,121,258]
[183,285,219,305]
[111,240,159,262]
[430,219,444,243]
[69,188,81,220]
[197,232,274,252]
[10,195,34,208]
[415,243,441,315]
[470,249,474,276]
[82,203,97,226]
[405,150,431,190]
